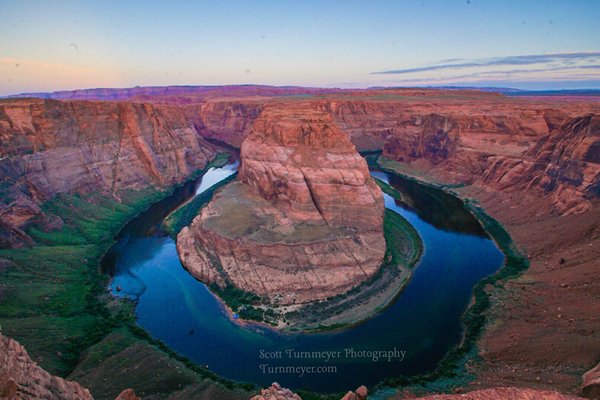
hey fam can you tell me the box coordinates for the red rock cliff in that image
[239,103,384,230]
[0,98,217,248]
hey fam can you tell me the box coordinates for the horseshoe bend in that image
[0,87,599,399]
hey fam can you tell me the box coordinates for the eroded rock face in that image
[481,114,600,215]
[114,388,142,400]
[178,104,385,305]
[341,385,368,400]
[250,382,302,400]
[0,99,217,248]
[238,103,384,230]
[581,362,600,399]
[0,334,93,400]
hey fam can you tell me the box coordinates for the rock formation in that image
[341,385,368,400]
[192,92,600,216]
[238,103,384,231]
[581,362,600,399]
[114,388,142,400]
[250,382,302,400]
[0,334,93,400]
[480,114,600,214]
[177,103,385,305]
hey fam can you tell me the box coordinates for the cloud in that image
[369,64,600,88]
[372,51,600,75]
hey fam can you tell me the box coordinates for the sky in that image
[1,0,599,95]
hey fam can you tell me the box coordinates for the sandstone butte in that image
[177,103,386,305]
[1,87,599,399]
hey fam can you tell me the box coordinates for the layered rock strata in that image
[0,98,217,248]
[177,104,385,305]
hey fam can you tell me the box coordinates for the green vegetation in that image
[208,151,235,169]
[71,328,254,400]
[0,189,165,375]
[296,391,342,400]
[359,149,383,158]
[208,284,261,312]
[162,173,237,237]
[208,282,278,324]
[204,252,280,325]
[160,151,232,238]
[0,152,257,399]
[465,200,529,281]
[375,177,403,201]
[383,208,422,268]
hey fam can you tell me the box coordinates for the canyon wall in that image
[321,96,600,215]
[3,91,598,249]
[180,91,600,216]
[251,383,587,400]
[0,98,218,248]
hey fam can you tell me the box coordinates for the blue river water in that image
[103,162,504,393]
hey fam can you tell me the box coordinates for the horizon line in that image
[4,83,600,99]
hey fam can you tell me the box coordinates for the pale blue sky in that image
[1,0,599,95]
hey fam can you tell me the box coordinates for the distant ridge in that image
[428,87,600,96]
[369,85,600,96]
[3,84,599,102]
[2,84,347,102]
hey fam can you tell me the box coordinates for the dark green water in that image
[102,164,504,393]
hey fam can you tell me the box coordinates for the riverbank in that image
[363,155,531,396]
[458,185,600,395]
[0,152,255,400]
[374,153,600,397]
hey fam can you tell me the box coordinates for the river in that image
[102,161,504,393]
